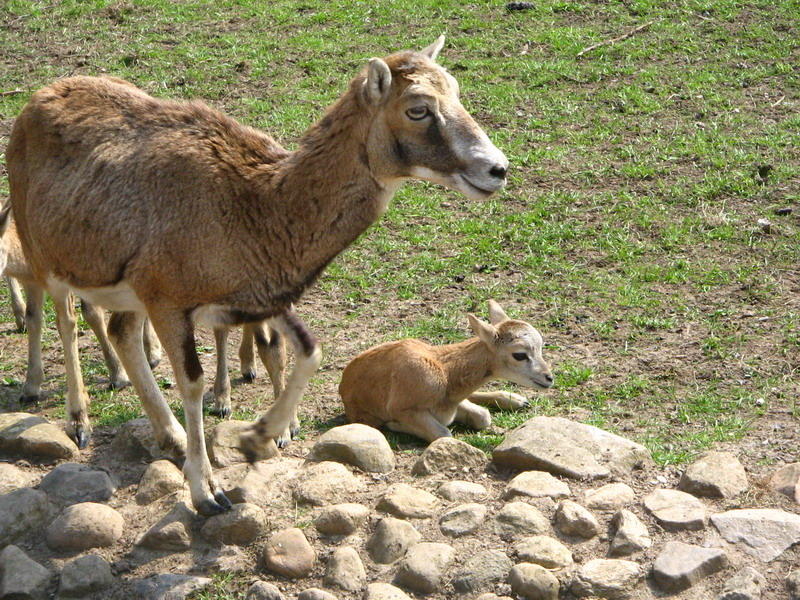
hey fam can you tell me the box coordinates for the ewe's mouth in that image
[460,175,496,197]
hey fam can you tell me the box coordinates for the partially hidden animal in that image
[8,36,508,515]
[339,300,553,442]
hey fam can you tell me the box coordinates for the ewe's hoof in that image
[214,491,233,511]
[210,404,232,419]
[148,357,161,370]
[197,496,231,517]
[19,394,40,405]
[74,428,91,450]
[242,369,256,383]
[108,378,131,391]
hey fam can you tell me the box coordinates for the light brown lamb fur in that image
[8,38,508,514]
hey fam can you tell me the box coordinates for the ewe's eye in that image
[512,352,528,362]
[405,106,429,120]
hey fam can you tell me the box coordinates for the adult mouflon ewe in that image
[8,36,508,515]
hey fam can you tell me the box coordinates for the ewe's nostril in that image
[489,164,507,179]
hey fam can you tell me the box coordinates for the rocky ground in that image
[1,412,800,600]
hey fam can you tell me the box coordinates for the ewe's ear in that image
[420,35,445,61]
[364,58,392,104]
[468,313,497,347]
[487,299,510,325]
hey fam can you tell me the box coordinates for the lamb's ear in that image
[468,313,498,347]
[421,35,446,61]
[0,204,11,236]
[487,299,510,325]
[364,58,392,104]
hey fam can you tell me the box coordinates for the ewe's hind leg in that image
[7,277,26,332]
[80,299,129,390]
[455,399,492,431]
[51,289,92,448]
[387,410,452,443]
[107,312,187,460]
[238,324,257,382]
[142,320,162,368]
[147,309,230,516]
[240,310,321,457]
[20,283,43,402]
[211,327,232,417]
[467,390,529,410]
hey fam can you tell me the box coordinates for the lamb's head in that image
[468,300,554,389]
[362,36,508,200]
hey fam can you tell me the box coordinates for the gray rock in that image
[366,517,421,564]
[718,566,765,600]
[136,459,184,505]
[58,554,114,597]
[452,550,513,594]
[505,470,570,500]
[137,502,196,551]
[492,416,651,479]
[609,509,651,557]
[365,583,412,600]
[193,545,250,573]
[508,562,560,600]
[436,480,487,502]
[678,451,748,498]
[201,502,267,546]
[439,503,487,536]
[476,595,513,600]
[111,417,162,461]
[207,420,278,468]
[225,458,303,507]
[323,546,366,592]
[0,545,51,600]
[130,574,212,600]
[245,581,284,600]
[583,482,635,510]
[394,542,455,594]
[39,462,116,505]
[297,589,338,600]
[787,569,800,600]
[0,412,78,461]
[411,437,488,475]
[377,483,438,519]
[0,462,36,493]
[769,463,800,503]
[0,487,51,546]
[652,541,728,592]
[46,502,124,551]
[314,503,370,536]
[307,424,395,473]
[571,559,642,599]
[643,488,707,531]
[292,461,364,506]
[495,501,551,538]
[554,500,599,539]
[711,508,800,562]
[514,535,573,569]
[262,527,315,578]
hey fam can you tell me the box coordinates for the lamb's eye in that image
[406,106,429,120]
[512,352,528,361]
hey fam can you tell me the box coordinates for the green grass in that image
[0,0,798,470]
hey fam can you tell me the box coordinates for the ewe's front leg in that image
[467,390,529,410]
[240,310,321,458]
[148,309,231,516]
[210,327,232,418]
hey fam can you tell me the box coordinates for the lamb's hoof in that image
[197,496,231,517]
[108,378,131,391]
[210,405,232,419]
[242,369,256,383]
[520,399,530,408]
[214,491,233,511]
[19,394,40,405]
[148,357,161,370]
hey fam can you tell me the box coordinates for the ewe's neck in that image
[440,338,494,402]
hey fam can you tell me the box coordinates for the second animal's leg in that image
[386,410,453,443]
[147,308,230,516]
[20,283,43,402]
[467,390,529,410]
[211,327,232,418]
[80,299,130,390]
[455,399,492,430]
[7,276,26,332]
[240,310,321,456]
[254,323,287,399]
[238,324,257,382]
[142,320,162,369]
[51,289,92,448]
[107,312,187,459]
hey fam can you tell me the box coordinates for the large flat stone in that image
[307,424,395,473]
[0,487,52,546]
[492,417,651,479]
[0,413,77,461]
[652,541,728,592]
[711,509,800,562]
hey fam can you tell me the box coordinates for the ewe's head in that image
[361,36,508,199]
[468,300,554,389]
